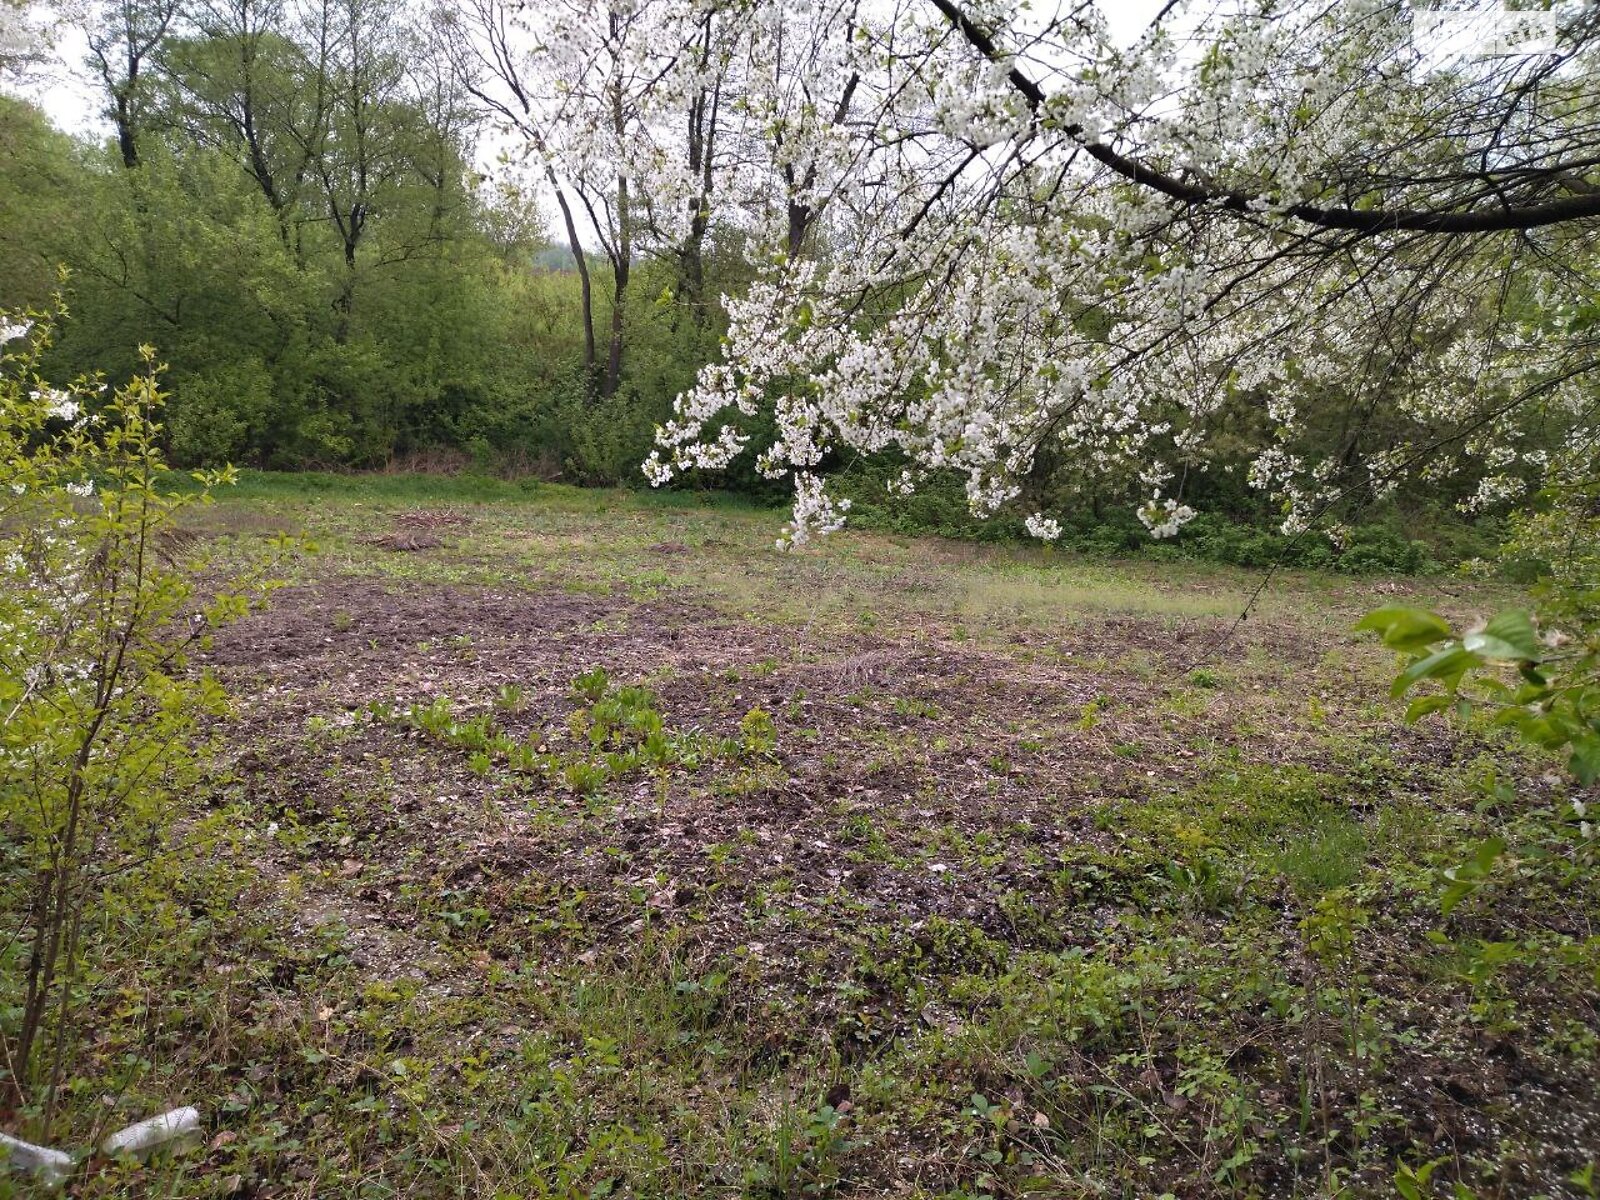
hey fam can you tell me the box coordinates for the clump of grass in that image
[1276,811,1367,897]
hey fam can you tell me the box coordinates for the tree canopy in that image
[4,0,1598,556]
[617,0,1600,544]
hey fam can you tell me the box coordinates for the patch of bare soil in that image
[194,574,1594,1193]
[201,576,1406,1002]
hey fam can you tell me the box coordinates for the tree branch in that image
[927,0,1600,236]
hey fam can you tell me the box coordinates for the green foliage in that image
[739,707,779,756]
[1438,838,1507,918]
[387,668,779,802]
[0,303,269,1132]
[840,461,1465,573]
[1359,604,1600,784]
[1275,811,1366,898]
[572,665,611,704]
[0,80,759,489]
[1360,592,1597,1006]
[0,97,83,308]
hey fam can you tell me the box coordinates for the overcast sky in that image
[11,1,1172,141]
[8,6,96,133]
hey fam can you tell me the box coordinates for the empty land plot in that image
[56,476,1598,1199]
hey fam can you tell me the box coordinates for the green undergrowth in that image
[4,478,1593,1200]
[837,465,1497,575]
[378,667,779,800]
[27,749,1598,1199]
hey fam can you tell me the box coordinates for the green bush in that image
[1,304,271,1130]
[829,458,1474,575]
[1336,525,1429,575]
[168,356,274,464]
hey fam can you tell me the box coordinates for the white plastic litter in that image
[100,1107,202,1159]
[0,1131,74,1187]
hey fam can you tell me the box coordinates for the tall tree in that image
[440,0,601,386]
[159,0,322,246]
[84,0,183,167]
[647,0,1600,546]
[671,4,723,325]
[443,0,720,397]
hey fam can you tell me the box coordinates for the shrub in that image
[0,303,266,1132]
[167,356,275,464]
[1336,525,1429,575]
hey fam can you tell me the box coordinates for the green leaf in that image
[1463,610,1541,663]
[1357,605,1452,652]
[1404,694,1452,723]
[1440,879,1474,917]
[1394,1158,1445,1200]
[1469,837,1507,875]
[1522,715,1571,750]
[1440,838,1505,916]
[1465,614,1542,662]
[1569,735,1600,786]
[1392,646,1481,698]
[1510,680,1552,705]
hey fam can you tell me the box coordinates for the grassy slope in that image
[27,473,1598,1199]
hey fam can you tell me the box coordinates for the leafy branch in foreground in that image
[1359,604,1600,791]
[1358,602,1596,919]
[0,301,279,1140]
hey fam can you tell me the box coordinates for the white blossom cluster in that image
[617,0,1600,547]
[1024,512,1062,541]
[31,387,80,424]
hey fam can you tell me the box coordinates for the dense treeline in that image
[1,0,744,484]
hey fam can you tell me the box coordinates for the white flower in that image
[1024,512,1063,541]
[1137,496,1196,539]
[30,387,80,423]
[0,318,33,344]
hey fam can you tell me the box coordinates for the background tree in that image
[0,95,83,305]
[83,0,182,167]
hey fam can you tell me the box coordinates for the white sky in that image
[11,1,1168,139]
[8,7,98,133]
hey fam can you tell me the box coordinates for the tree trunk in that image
[604,220,629,398]
[601,58,631,399]
[549,172,597,389]
[115,95,139,168]
[677,17,718,325]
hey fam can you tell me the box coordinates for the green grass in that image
[212,467,781,511]
[6,472,1595,1200]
